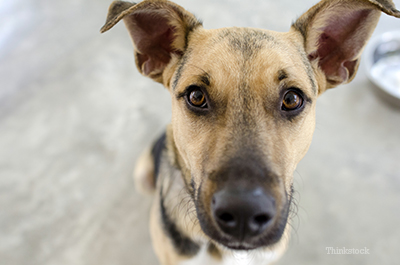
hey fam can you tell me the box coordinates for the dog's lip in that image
[211,231,274,251]
[221,242,257,251]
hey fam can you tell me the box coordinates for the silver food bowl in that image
[364,31,400,107]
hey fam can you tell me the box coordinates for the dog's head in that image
[101,0,400,250]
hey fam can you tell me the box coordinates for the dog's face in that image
[169,28,317,249]
[102,0,400,250]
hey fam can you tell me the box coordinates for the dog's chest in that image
[179,245,278,265]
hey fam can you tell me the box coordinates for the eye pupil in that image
[189,89,206,107]
[282,91,303,110]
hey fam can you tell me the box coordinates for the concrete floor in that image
[1,0,400,264]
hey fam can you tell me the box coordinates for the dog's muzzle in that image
[196,156,290,250]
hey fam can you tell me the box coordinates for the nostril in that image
[248,212,274,234]
[253,214,271,226]
[217,212,236,227]
[219,212,234,222]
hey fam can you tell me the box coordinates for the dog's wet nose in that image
[211,187,276,240]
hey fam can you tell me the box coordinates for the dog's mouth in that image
[194,184,292,251]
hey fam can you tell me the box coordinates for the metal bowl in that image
[364,31,400,107]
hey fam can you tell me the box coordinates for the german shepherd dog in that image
[101,0,400,264]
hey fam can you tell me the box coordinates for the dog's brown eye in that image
[282,90,303,111]
[189,89,206,107]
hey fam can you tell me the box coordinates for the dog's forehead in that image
[177,27,316,97]
[210,27,276,58]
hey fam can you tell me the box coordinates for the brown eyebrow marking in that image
[278,70,288,81]
[199,73,211,86]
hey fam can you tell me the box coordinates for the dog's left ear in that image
[292,0,400,92]
[100,0,202,84]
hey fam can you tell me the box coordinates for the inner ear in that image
[125,10,181,77]
[308,9,374,85]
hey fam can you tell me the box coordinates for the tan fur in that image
[101,0,400,264]
[133,146,156,195]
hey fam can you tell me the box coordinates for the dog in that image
[101,0,400,264]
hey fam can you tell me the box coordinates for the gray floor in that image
[1,0,400,264]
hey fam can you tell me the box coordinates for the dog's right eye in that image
[187,87,208,108]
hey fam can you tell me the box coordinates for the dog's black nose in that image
[211,187,275,240]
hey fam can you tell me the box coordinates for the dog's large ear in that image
[101,0,202,84]
[292,0,400,91]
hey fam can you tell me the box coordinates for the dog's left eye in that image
[281,90,303,111]
[187,87,207,108]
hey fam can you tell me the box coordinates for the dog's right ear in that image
[101,0,202,84]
